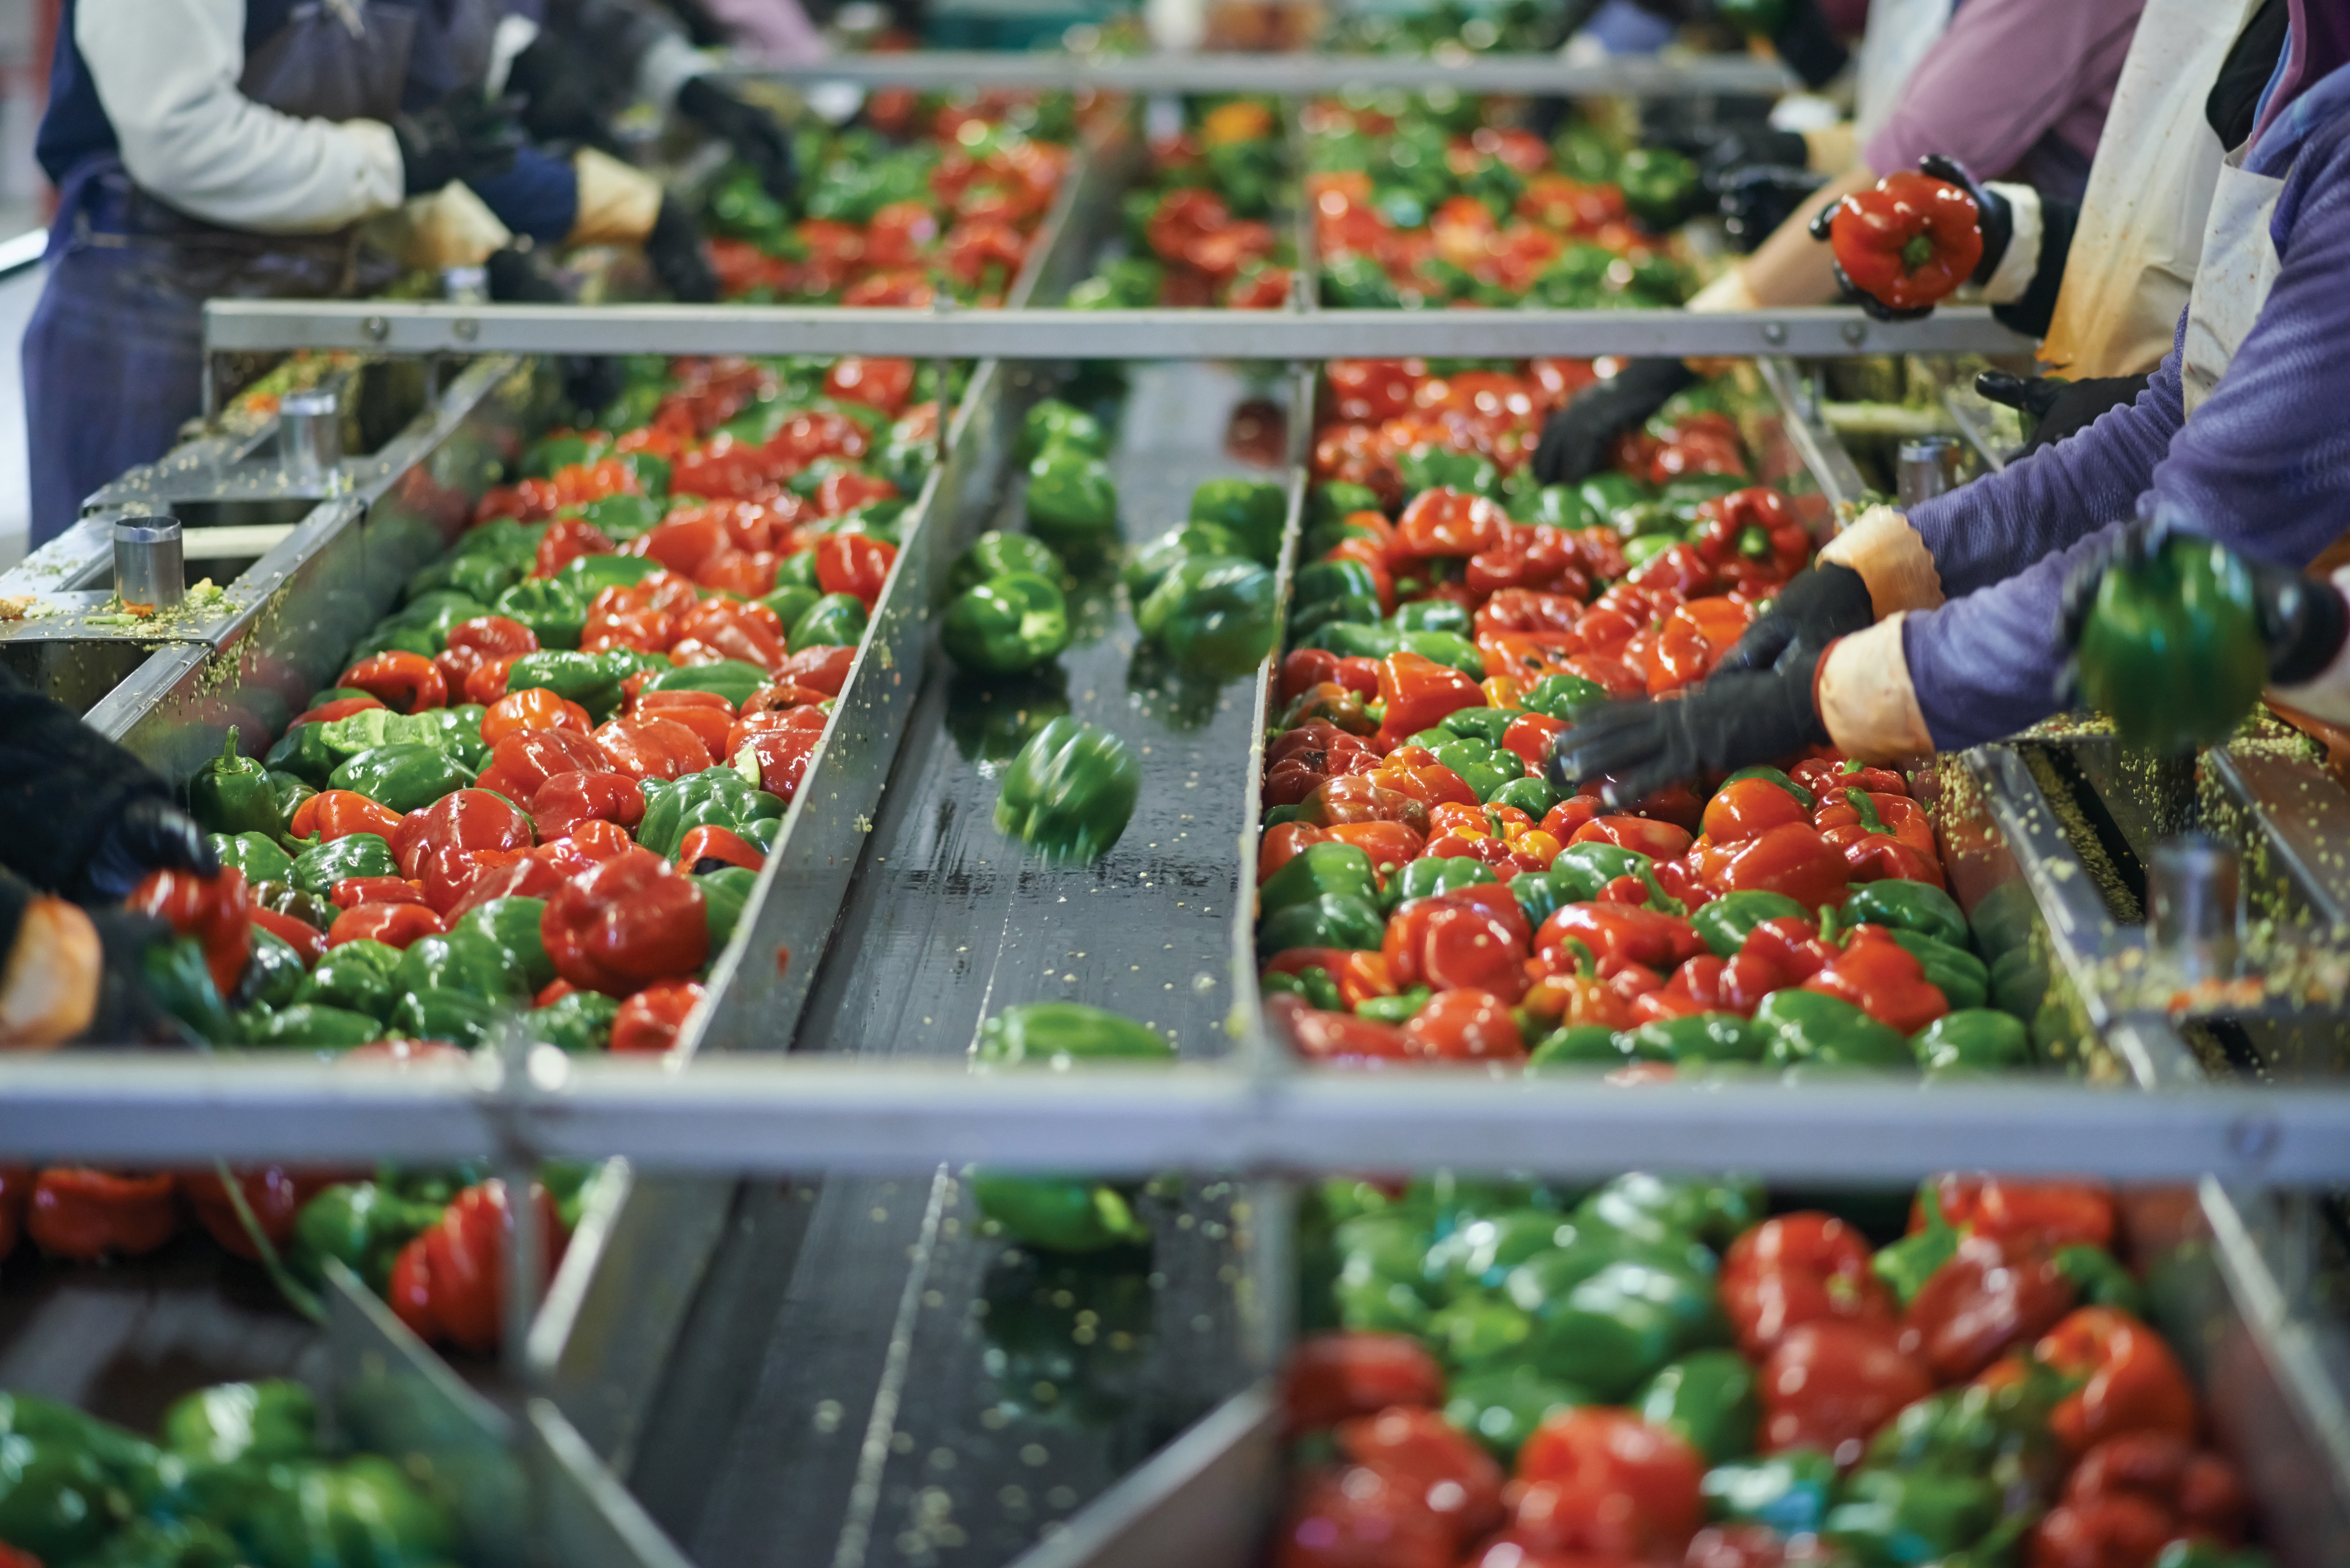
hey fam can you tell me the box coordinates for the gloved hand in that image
[1809,154,2006,324]
[75,797,218,903]
[83,908,203,1047]
[485,246,569,303]
[1715,560,1877,675]
[1531,359,1698,487]
[1715,165,1827,253]
[393,92,523,197]
[505,31,610,148]
[1976,370,2151,454]
[1676,126,1812,181]
[676,77,798,204]
[1548,650,1830,806]
[2058,514,2349,688]
[644,194,719,303]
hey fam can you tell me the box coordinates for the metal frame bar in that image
[203,301,2035,362]
[0,1054,2340,1182]
[718,51,1796,95]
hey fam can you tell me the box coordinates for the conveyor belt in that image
[632,360,1281,1568]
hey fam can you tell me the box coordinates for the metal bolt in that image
[1762,322,1787,346]
[361,315,388,342]
[1841,319,1867,346]
[2227,1112,2281,1166]
[453,317,479,343]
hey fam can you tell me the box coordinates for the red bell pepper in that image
[287,695,384,729]
[250,907,327,964]
[27,1169,180,1260]
[1793,753,1908,800]
[1386,885,1533,1001]
[1906,1233,2077,1381]
[2034,1307,2200,1456]
[1535,902,1705,977]
[1803,923,1950,1034]
[184,1165,332,1260]
[594,716,718,782]
[1335,1405,1505,1547]
[328,901,446,950]
[530,769,647,841]
[814,532,898,609]
[1721,1211,1894,1358]
[391,789,533,879]
[610,979,707,1054]
[1700,776,1812,846]
[1402,988,1525,1060]
[337,650,448,714]
[1388,487,1507,566]
[1280,1330,1444,1434]
[1570,814,1694,861]
[331,876,425,910]
[129,867,252,998]
[477,728,615,804]
[1759,1320,1933,1465]
[1915,1176,2116,1253]
[1512,1408,1705,1562]
[2033,1431,2249,1566]
[483,687,592,745]
[1826,170,1984,312]
[293,790,407,845]
[542,846,710,996]
[1373,652,1486,752]
[1694,822,1851,908]
[388,1179,565,1354]
[1273,994,1415,1065]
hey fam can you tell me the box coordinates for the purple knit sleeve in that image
[1903,339,2184,601]
[1903,118,2350,752]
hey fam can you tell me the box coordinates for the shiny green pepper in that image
[293,939,401,1021]
[1432,737,1524,802]
[1354,985,1431,1026]
[556,552,659,601]
[162,1379,316,1466]
[1624,1013,1765,1064]
[239,929,309,1011]
[1398,447,1501,501]
[1386,855,1496,913]
[971,1002,1168,1253]
[644,659,771,708]
[698,865,757,948]
[1637,1349,1760,1464]
[190,727,283,838]
[637,766,786,860]
[145,935,240,1045]
[1024,451,1120,558]
[210,830,295,885]
[449,896,555,992]
[1444,1366,1588,1461]
[1871,1184,1959,1307]
[1260,843,1380,919]
[1555,842,1679,913]
[943,572,1072,675]
[263,723,343,787]
[532,989,620,1053]
[1618,146,1700,230]
[1692,890,1810,958]
[1526,1025,1626,1071]
[1187,477,1287,565]
[289,833,399,897]
[2075,532,2269,753]
[1019,399,1108,462]
[326,745,477,814]
[1577,1172,1762,1251]
[506,649,660,720]
[1259,893,1386,956]
[1519,672,1609,723]
[2055,1244,2147,1315]
[1844,881,1969,951]
[1823,1467,2002,1566]
[492,576,588,649]
[1132,523,1252,606]
[1757,990,1913,1070]
[1702,1450,1838,1537]
[240,1455,456,1568]
[975,1001,1170,1067]
[995,716,1140,864]
[789,592,869,652]
[1882,930,1990,1011]
[1519,1258,1717,1400]
[396,929,532,1005]
[950,531,1065,595]
[1136,554,1278,678]
[389,987,501,1049]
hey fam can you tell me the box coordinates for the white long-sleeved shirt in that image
[78,0,406,233]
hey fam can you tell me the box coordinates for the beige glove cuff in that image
[1686,267,1763,315]
[1801,122,1859,177]
[376,181,515,271]
[0,897,98,1049]
[1979,182,2043,307]
[1817,614,1936,763]
[1820,504,1945,617]
[570,148,664,247]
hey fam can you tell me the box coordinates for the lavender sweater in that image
[1900,108,2350,751]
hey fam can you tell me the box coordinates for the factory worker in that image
[1552,0,2350,802]
[1533,0,2143,485]
[0,668,215,1047]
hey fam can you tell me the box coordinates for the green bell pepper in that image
[1844,881,1969,951]
[1526,1024,1627,1071]
[239,928,308,1010]
[976,1001,1171,1066]
[2075,531,2269,753]
[1702,1450,1838,1537]
[1309,481,1383,530]
[1871,1184,1959,1308]
[789,592,869,652]
[263,723,342,787]
[1577,1171,1763,1251]
[390,590,491,647]
[1507,868,1587,932]
[760,584,820,631]
[1260,842,1380,918]
[1301,622,1487,680]
[556,552,659,602]
[1637,1349,1760,1464]
[1520,672,1609,723]
[1440,707,1515,746]
[288,832,399,896]
[346,621,439,661]
[1491,776,1559,819]
[1259,893,1386,956]
[210,830,296,885]
[492,577,588,649]
[1618,146,1700,230]
[1025,451,1120,557]
[389,987,501,1049]
[242,1000,383,1050]
[242,1456,456,1568]
[1264,965,1342,1009]
[395,927,531,1004]
[1432,736,1524,802]
[1398,447,1501,502]
[995,716,1140,864]
[531,989,620,1053]
[645,659,772,708]
[190,727,283,838]
[293,940,401,1021]
[1555,841,1679,913]
[1189,477,1288,566]
[638,766,787,860]
[1691,890,1810,958]
[1911,1008,2033,1075]
[1136,554,1278,678]
[450,896,556,992]
[1757,990,1913,1070]
[144,935,240,1045]
[943,572,1071,675]
[698,864,756,948]
[773,550,819,592]
[2055,1244,2148,1315]
[1520,1259,1713,1400]
[1285,557,1382,639]
[504,649,648,719]
[163,1379,316,1465]
[950,531,1065,596]
[1625,1013,1765,1064]
[251,880,338,931]
[1881,929,1989,1011]
[1019,399,1108,462]
[267,769,318,831]
[1509,484,1594,529]
[1823,1467,2002,1566]
[1355,985,1432,1026]
[326,745,477,814]
[1443,1365,1588,1461]
[1386,854,1496,913]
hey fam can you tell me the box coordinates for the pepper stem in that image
[1899,233,1936,274]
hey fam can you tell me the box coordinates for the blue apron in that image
[23,0,494,544]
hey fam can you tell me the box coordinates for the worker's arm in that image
[77,0,404,233]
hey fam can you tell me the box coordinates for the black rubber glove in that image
[1767,0,1852,89]
[82,908,203,1047]
[1531,359,1697,487]
[1715,560,1876,675]
[485,246,569,303]
[644,194,719,303]
[74,798,218,903]
[392,92,522,196]
[1549,648,1830,807]
[1684,127,1812,180]
[505,31,611,148]
[1715,165,1826,253]
[676,76,798,203]
[1976,370,2150,454]
[2058,514,2349,689]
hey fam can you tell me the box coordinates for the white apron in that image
[2178,142,2286,416]
[1853,0,1957,145]
[2040,0,2259,379]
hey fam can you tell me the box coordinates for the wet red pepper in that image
[27,1169,180,1260]
[388,1179,565,1354]
[542,846,709,996]
[1803,923,1950,1034]
[1907,1232,2077,1381]
[1722,1211,1895,1358]
[610,979,708,1054]
[1385,884,1533,1002]
[1826,170,1984,312]
[129,867,252,997]
[337,650,448,714]
[2035,1307,2200,1457]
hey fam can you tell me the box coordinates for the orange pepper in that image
[482,686,592,745]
